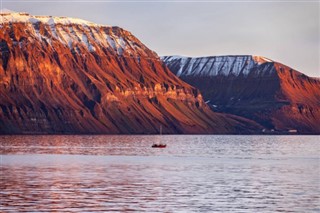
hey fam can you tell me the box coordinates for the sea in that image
[0,135,319,212]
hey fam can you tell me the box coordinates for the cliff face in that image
[162,55,320,134]
[0,12,259,134]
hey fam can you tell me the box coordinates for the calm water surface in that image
[0,135,319,212]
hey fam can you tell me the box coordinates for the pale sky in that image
[2,1,319,77]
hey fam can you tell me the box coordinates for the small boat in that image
[151,143,167,148]
[151,125,167,148]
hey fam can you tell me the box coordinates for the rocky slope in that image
[162,55,320,134]
[0,11,260,134]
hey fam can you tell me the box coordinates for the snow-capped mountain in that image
[162,55,320,134]
[0,11,260,134]
[0,11,157,57]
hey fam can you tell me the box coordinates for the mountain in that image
[0,11,260,134]
[162,55,320,134]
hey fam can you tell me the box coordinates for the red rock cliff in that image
[163,55,320,134]
[0,12,259,134]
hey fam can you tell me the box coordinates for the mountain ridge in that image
[0,12,261,134]
[163,55,320,134]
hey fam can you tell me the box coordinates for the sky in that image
[1,0,319,77]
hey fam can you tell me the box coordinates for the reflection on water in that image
[0,135,319,212]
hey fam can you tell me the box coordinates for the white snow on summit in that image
[1,10,152,57]
[162,55,275,77]
[0,10,102,27]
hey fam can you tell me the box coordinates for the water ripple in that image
[0,135,319,212]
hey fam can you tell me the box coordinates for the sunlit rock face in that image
[0,12,261,134]
[162,55,320,134]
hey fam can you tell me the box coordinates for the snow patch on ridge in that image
[162,55,275,77]
[105,34,128,55]
[82,34,95,52]
[253,56,273,65]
